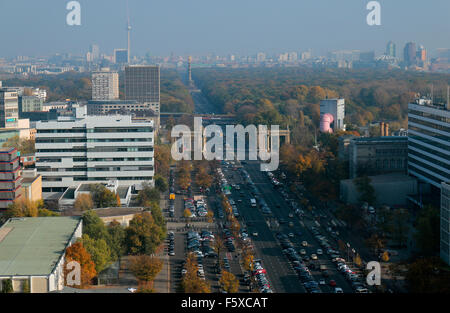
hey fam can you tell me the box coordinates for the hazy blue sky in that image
[0,0,449,57]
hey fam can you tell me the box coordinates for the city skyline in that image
[0,0,450,58]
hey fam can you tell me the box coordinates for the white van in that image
[250,199,257,207]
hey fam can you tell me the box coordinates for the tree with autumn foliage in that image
[181,253,211,293]
[74,193,94,211]
[219,270,240,293]
[195,166,213,190]
[125,212,166,255]
[64,242,97,288]
[129,255,163,292]
[176,160,192,190]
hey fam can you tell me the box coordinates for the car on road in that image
[288,232,294,238]
[299,249,306,255]
[319,279,326,285]
[252,231,259,237]
[301,241,308,247]
[311,254,318,260]
[334,287,344,293]
[288,213,294,218]
[317,249,323,255]
[288,222,294,227]
[329,280,337,287]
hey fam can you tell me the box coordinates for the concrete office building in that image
[125,65,160,114]
[35,106,154,194]
[407,97,450,189]
[19,95,44,112]
[0,89,19,128]
[91,68,119,101]
[0,217,82,293]
[348,136,408,179]
[320,98,345,131]
[441,182,450,265]
[87,100,148,115]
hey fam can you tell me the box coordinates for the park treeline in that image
[193,67,450,131]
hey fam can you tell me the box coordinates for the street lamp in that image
[346,242,350,261]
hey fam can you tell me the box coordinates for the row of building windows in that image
[408,165,443,187]
[37,147,153,153]
[408,159,450,180]
[408,141,449,160]
[409,109,450,124]
[409,116,450,133]
[408,149,450,171]
[37,127,153,133]
[375,149,407,156]
[38,166,153,172]
[409,126,450,142]
[36,138,152,143]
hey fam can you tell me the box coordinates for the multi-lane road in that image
[222,160,358,293]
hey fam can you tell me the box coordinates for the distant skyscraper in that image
[114,49,128,64]
[386,41,396,57]
[416,45,427,63]
[256,52,266,62]
[91,68,119,101]
[125,65,160,113]
[90,44,100,60]
[404,42,417,66]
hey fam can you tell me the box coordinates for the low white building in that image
[0,217,82,293]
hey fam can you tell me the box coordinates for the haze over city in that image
[1,0,450,57]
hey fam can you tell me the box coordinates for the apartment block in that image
[91,68,119,101]
[0,147,22,209]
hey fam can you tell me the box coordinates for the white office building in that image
[91,68,119,101]
[407,97,450,189]
[442,182,450,265]
[35,106,154,194]
[320,98,345,131]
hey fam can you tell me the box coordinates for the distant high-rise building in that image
[125,65,160,113]
[360,51,375,63]
[0,89,19,128]
[288,52,298,62]
[441,182,450,265]
[114,49,128,64]
[320,99,345,132]
[407,97,450,189]
[386,41,396,57]
[91,68,119,101]
[416,45,427,64]
[256,52,266,62]
[90,44,100,60]
[404,42,417,66]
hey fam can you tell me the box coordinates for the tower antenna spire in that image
[126,0,131,64]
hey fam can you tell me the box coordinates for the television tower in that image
[126,0,131,64]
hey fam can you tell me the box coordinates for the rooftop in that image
[72,207,145,218]
[0,217,81,276]
[353,136,408,143]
